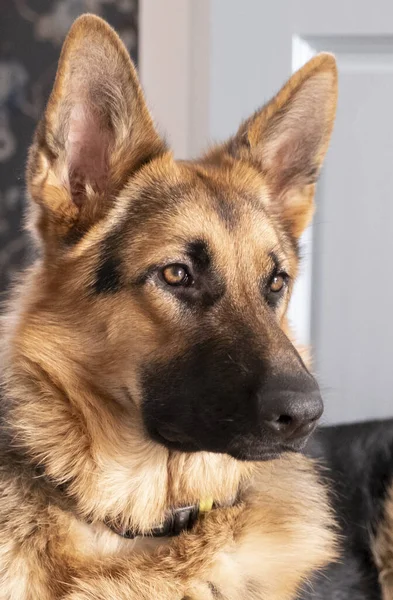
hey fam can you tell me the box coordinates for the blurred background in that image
[1,0,392,425]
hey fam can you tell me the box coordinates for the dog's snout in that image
[143,337,325,460]
[258,376,323,445]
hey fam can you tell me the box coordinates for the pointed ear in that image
[208,53,338,239]
[27,14,166,245]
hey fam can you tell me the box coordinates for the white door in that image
[140,0,393,424]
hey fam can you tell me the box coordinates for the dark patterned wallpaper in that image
[0,0,138,297]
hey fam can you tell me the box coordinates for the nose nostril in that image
[275,414,293,427]
[260,388,323,441]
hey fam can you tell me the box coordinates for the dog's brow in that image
[269,251,280,272]
[186,239,211,270]
[266,250,289,278]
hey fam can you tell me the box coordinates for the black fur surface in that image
[298,419,393,599]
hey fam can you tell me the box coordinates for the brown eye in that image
[161,264,192,287]
[270,274,285,293]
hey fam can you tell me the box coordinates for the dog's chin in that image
[226,448,283,461]
[228,442,307,461]
[153,427,201,453]
[152,426,307,462]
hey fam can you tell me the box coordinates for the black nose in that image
[259,380,323,444]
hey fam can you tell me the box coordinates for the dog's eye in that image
[265,272,288,307]
[161,264,192,287]
[270,274,285,293]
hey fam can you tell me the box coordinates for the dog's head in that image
[26,15,337,462]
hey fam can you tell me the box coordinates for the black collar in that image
[106,504,201,539]
[29,460,226,540]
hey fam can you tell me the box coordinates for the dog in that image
[0,14,338,600]
[294,419,393,600]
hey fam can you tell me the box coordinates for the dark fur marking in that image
[94,255,121,294]
[269,251,280,273]
[208,581,226,598]
[63,224,90,246]
[213,195,238,230]
[186,239,211,270]
[93,232,123,294]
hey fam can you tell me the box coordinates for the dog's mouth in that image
[153,425,309,461]
[154,426,200,452]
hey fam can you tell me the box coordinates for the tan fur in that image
[0,14,338,600]
[0,453,335,600]
[373,483,393,599]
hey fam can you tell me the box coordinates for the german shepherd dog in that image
[0,14,339,600]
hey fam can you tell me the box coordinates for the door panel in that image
[310,35,393,422]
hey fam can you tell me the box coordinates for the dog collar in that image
[107,498,214,539]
